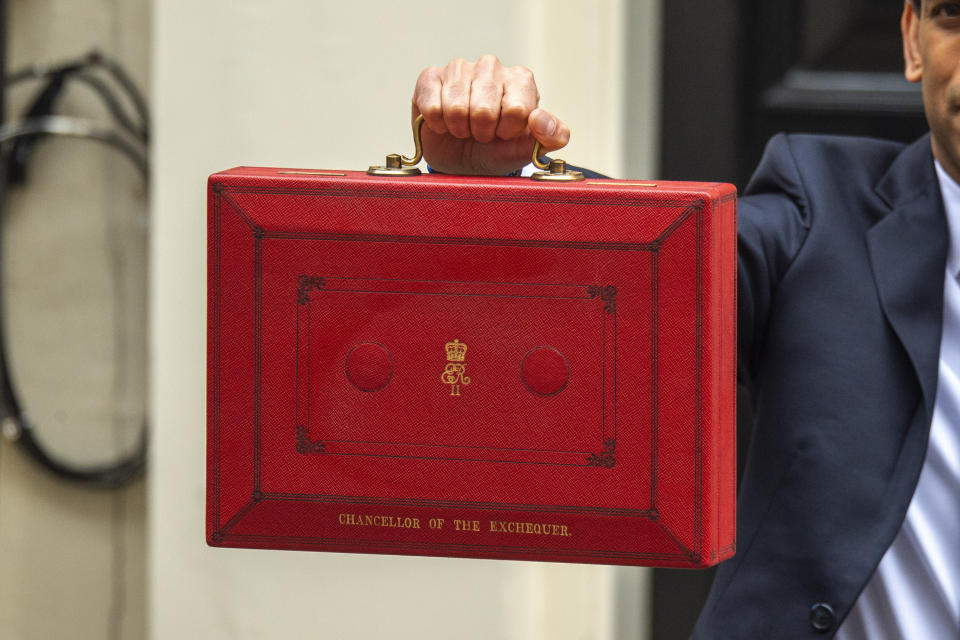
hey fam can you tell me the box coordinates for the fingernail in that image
[532,111,557,136]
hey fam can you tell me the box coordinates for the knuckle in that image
[414,72,441,102]
[477,53,500,66]
[445,103,470,120]
[418,66,441,82]
[420,103,443,120]
[512,66,535,83]
[470,104,498,123]
[447,57,469,73]
[500,102,528,121]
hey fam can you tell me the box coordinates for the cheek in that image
[923,41,960,113]
[923,33,960,79]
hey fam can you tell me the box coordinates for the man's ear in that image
[902,0,923,83]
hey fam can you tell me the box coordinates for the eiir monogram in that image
[440,339,471,396]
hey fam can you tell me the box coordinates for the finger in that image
[469,54,504,143]
[497,66,539,140]
[413,66,447,135]
[528,108,570,152]
[440,58,473,139]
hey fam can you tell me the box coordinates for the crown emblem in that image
[445,339,467,362]
[441,339,471,396]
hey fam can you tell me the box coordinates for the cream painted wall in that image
[0,0,149,639]
[152,2,659,638]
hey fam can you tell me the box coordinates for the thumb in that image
[528,108,570,152]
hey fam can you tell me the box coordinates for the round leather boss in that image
[345,342,393,392]
[521,346,569,396]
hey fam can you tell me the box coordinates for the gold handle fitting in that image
[368,115,426,176]
[530,141,584,182]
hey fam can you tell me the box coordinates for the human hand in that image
[412,55,570,175]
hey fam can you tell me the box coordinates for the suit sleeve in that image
[737,134,812,388]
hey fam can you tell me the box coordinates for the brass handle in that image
[530,140,584,182]
[402,114,425,166]
[532,141,548,170]
[368,114,582,181]
[367,115,425,176]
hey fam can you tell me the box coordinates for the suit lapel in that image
[869,134,947,422]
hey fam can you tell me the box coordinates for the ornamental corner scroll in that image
[587,437,616,468]
[297,276,326,304]
[296,425,326,454]
[440,339,471,396]
[587,285,617,313]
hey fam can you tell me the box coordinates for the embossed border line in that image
[294,276,616,467]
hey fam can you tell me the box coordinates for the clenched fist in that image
[412,55,570,175]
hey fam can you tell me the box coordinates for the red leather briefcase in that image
[207,160,736,568]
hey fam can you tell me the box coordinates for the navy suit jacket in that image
[692,133,947,638]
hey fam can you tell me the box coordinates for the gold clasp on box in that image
[530,141,584,182]
[367,115,425,176]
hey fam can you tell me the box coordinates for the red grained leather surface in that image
[206,168,737,568]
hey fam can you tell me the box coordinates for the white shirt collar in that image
[935,159,960,278]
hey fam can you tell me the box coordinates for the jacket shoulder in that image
[747,133,907,197]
